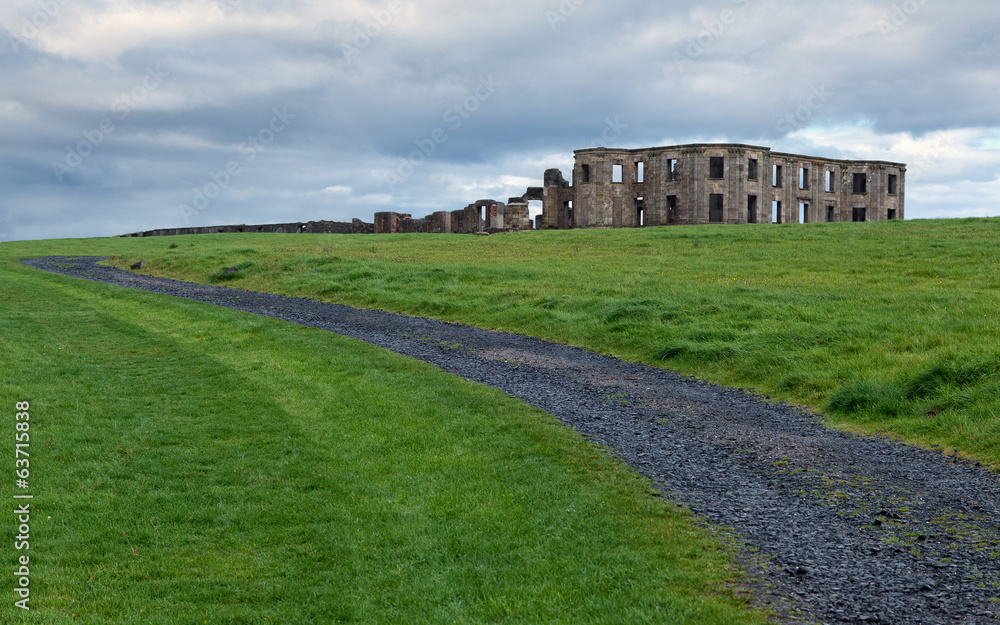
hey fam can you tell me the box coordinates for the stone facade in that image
[374,143,905,235]
[546,144,905,228]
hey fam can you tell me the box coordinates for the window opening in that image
[564,201,575,228]
[612,163,623,184]
[710,194,724,223]
[748,158,758,181]
[636,161,645,183]
[528,200,543,228]
[772,200,782,224]
[748,195,758,223]
[710,157,725,179]
[853,173,867,194]
[773,164,783,187]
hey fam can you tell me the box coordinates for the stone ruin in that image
[374,196,536,235]
[376,143,906,233]
[118,143,905,238]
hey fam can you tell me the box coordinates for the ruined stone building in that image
[375,143,905,234]
[119,143,906,239]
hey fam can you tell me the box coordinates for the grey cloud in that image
[1,0,999,241]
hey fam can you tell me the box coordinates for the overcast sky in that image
[1,0,998,241]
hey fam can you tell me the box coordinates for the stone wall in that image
[119,219,374,237]
[505,200,531,231]
[426,211,452,233]
[376,200,530,235]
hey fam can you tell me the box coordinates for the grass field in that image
[97,217,1000,467]
[0,238,766,623]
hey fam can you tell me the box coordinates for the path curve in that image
[24,256,1000,624]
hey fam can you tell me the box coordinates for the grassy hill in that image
[107,217,1000,466]
[0,237,764,623]
[4,216,998,623]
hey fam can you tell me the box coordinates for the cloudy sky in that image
[1,0,998,241]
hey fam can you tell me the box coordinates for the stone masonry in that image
[546,143,905,228]
[374,198,533,234]
[375,143,905,234]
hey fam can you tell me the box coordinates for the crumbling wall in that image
[540,168,574,229]
[505,199,531,231]
[399,215,415,234]
[425,211,452,234]
[447,200,514,233]
[120,219,374,238]
[375,212,413,234]
[450,207,469,234]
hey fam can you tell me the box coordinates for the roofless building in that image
[374,143,906,233]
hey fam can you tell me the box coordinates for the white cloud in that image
[359,193,392,204]
[5,0,356,63]
[908,177,1000,219]
[793,125,1000,184]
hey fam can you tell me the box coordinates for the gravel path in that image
[24,256,1000,624]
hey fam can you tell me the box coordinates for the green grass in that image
[91,217,1000,466]
[0,238,765,623]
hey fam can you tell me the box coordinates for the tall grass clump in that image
[829,354,1000,457]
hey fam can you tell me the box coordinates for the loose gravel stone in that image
[25,256,1000,624]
